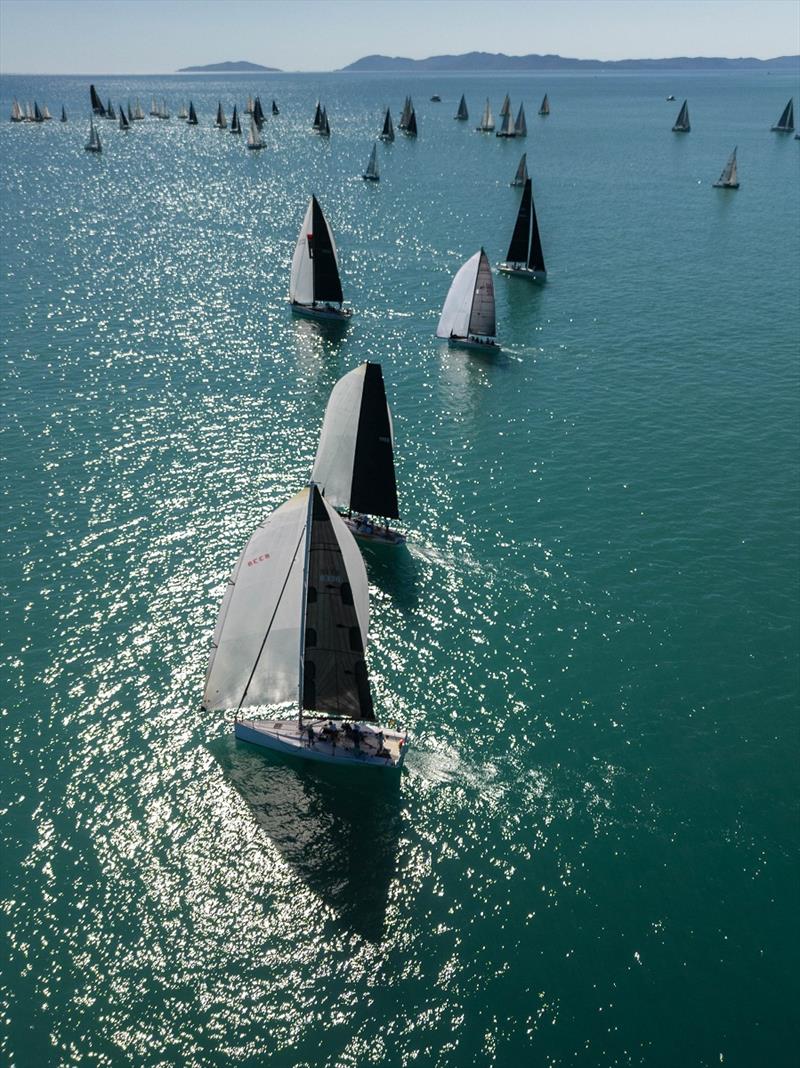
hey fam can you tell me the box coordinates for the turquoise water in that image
[1,70,799,1067]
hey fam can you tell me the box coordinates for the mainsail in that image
[312,100,322,128]
[231,105,241,133]
[672,100,690,132]
[477,98,495,131]
[406,109,417,136]
[290,196,344,306]
[497,106,515,137]
[215,101,227,128]
[89,84,105,116]
[713,146,739,188]
[312,362,399,519]
[771,98,794,131]
[202,485,372,721]
[363,143,380,180]
[380,107,394,141]
[514,103,527,137]
[119,106,130,130]
[455,94,468,121]
[539,94,549,116]
[511,152,528,186]
[506,178,532,264]
[437,249,496,341]
[60,105,67,123]
[187,101,198,125]
[499,93,511,117]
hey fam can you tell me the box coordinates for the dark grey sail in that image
[672,100,690,132]
[455,94,468,120]
[771,98,794,131]
[302,486,374,720]
[187,101,198,125]
[119,106,130,130]
[231,105,241,133]
[319,108,330,137]
[538,93,549,116]
[60,105,67,123]
[511,152,528,186]
[380,107,394,141]
[406,109,417,136]
[33,102,43,123]
[349,364,399,519]
[106,100,116,120]
[215,101,225,128]
[312,100,322,128]
[272,100,279,115]
[528,184,546,274]
[89,84,105,116]
[253,96,265,126]
[312,196,343,303]
[506,178,532,263]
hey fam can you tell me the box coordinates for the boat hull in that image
[497,263,547,283]
[447,335,501,353]
[362,174,379,181]
[235,717,408,770]
[343,516,406,545]
[712,181,739,189]
[291,302,352,322]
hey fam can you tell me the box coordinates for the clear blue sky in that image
[1,0,798,74]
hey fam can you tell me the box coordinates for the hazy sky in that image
[1,0,798,74]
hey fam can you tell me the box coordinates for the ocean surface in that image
[1,69,799,1067]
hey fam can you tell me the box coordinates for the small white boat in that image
[476,98,495,132]
[362,142,380,181]
[312,362,404,545]
[203,483,408,770]
[712,146,739,188]
[497,177,547,282]
[289,195,351,321]
[437,248,499,351]
[84,116,102,153]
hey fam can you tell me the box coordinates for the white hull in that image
[291,302,352,322]
[343,516,406,545]
[235,717,408,769]
[448,335,500,353]
[497,263,547,283]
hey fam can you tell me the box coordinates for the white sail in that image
[468,251,496,337]
[289,198,315,305]
[11,99,22,120]
[437,252,482,339]
[479,99,495,131]
[203,487,368,711]
[247,116,262,147]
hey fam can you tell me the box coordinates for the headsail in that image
[437,250,495,340]
[89,84,105,116]
[672,100,690,132]
[772,98,794,131]
[312,362,399,519]
[455,94,468,121]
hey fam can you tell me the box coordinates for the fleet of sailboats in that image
[771,98,794,132]
[672,99,690,132]
[713,146,739,188]
[497,177,547,282]
[437,249,499,351]
[289,196,351,321]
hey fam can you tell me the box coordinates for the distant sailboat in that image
[84,116,102,153]
[215,101,227,129]
[666,94,675,101]
[712,146,739,188]
[538,93,550,116]
[119,105,130,131]
[178,104,188,120]
[514,102,527,137]
[672,99,690,132]
[230,105,242,134]
[150,97,159,116]
[399,96,413,129]
[247,116,265,150]
[33,102,44,123]
[319,107,330,137]
[253,96,265,127]
[312,100,322,129]
[60,105,67,123]
[105,100,116,120]
[132,99,145,121]
[202,482,408,770]
[272,99,279,115]
[511,152,528,186]
[430,94,441,102]
[455,94,468,121]
[312,362,404,545]
[437,249,499,351]
[497,177,547,282]
[289,195,351,321]
[90,84,106,116]
[496,104,516,138]
[405,108,417,136]
[499,93,511,117]
[245,95,254,114]
[187,101,198,125]
[362,142,380,181]
[379,107,394,141]
[10,99,24,122]
[771,98,794,132]
[476,98,495,132]
[41,104,52,120]
[160,99,170,119]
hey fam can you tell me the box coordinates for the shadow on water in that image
[209,733,402,943]
[360,539,420,612]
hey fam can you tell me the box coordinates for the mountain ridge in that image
[339,51,800,73]
[177,60,281,73]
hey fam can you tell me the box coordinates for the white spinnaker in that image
[289,198,314,305]
[203,487,369,711]
[436,252,480,339]
[468,251,496,338]
[311,364,365,510]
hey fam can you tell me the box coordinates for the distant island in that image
[340,51,800,73]
[177,60,281,73]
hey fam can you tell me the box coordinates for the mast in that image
[296,485,316,727]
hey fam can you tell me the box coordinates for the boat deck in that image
[235,716,408,769]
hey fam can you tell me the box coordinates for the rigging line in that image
[237,517,308,712]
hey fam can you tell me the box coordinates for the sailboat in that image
[476,98,495,132]
[499,93,511,117]
[771,98,794,132]
[150,97,159,116]
[379,107,394,141]
[202,483,408,770]
[312,100,322,129]
[496,104,516,138]
[10,99,24,122]
[362,142,380,181]
[247,116,265,150]
[455,94,468,121]
[187,101,198,125]
[89,84,106,116]
[41,104,52,120]
[399,96,413,129]
[119,105,130,131]
[289,195,351,321]
[712,146,739,189]
[498,177,546,282]
[511,152,528,186]
[538,93,550,116]
[672,99,690,132]
[160,99,170,119]
[230,105,242,134]
[436,249,499,351]
[25,102,34,121]
[514,102,527,137]
[60,105,67,123]
[245,95,254,114]
[272,100,279,115]
[33,102,44,123]
[178,104,188,120]
[215,101,227,128]
[404,108,417,136]
[84,116,102,153]
[253,96,265,127]
[105,100,116,120]
[132,99,145,121]
[319,107,330,137]
[312,363,404,545]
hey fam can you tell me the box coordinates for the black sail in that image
[253,96,264,125]
[188,101,198,124]
[312,100,322,128]
[773,98,794,130]
[382,107,393,137]
[89,84,105,115]
[350,363,399,519]
[272,100,279,115]
[506,178,532,263]
[311,196,344,304]
[231,105,241,133]
[302,487,374,720]
[528,184,546,274]
[407,109,417,135]
[33,102,43,122]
